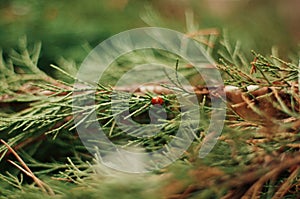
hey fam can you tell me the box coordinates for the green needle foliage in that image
[0,31,299,199]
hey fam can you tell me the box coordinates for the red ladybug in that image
[151,96,164,105]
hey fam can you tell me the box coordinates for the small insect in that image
[151,96,164,105]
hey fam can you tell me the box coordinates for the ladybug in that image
[151,96,164,105]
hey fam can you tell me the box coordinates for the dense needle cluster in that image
[0,33,299,199]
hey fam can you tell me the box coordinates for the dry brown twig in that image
[221,153,300,199]
[272,166,300,199]
[185,28,220,48]
[242,156,300,199]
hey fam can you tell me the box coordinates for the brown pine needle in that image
[0,139,55,196]
[272,166,300,199]
[242,154,300,198]
[7,160,33,177]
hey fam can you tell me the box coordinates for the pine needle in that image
[1,139,55,196]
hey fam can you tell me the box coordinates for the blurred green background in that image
[0,0,299,71]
